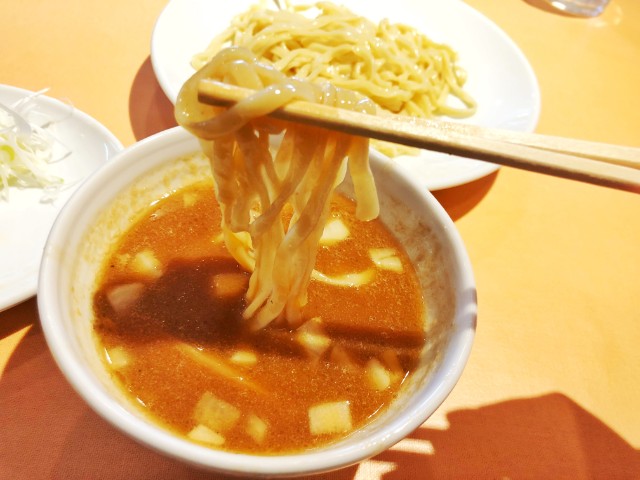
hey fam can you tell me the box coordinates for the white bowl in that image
[38,126,476,477]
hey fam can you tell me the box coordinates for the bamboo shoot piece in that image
[308,401,353,435]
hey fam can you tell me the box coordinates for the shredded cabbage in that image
[0,89,70,202]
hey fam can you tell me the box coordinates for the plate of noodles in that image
[151,0,540,190]
[0,84,123,312]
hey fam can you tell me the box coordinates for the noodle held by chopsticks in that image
[176,47,379,330]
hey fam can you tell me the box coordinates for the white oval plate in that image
[0,85,123,312]
[151,0,541,190]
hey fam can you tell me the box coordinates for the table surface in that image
[1,0,639,478]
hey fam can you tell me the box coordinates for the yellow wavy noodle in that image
[191,1,477,121]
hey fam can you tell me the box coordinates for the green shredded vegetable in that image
[0,90,68,202]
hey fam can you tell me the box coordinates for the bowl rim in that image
[38,126,476,476]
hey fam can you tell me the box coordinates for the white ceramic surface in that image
[0,84,123,312]
[38,126,476,476]
[150,0,540,190]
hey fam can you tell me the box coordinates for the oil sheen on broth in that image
[92,180,425,454]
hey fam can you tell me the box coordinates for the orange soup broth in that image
[92,181,426,454]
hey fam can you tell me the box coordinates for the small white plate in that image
[151,0,541,190]
[0,85,123,312]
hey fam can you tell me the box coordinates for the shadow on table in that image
[379,394,639,479]
[0,297,37,341]
[1,321,638,480]
[128,56,177,142]
[432,171,498,221]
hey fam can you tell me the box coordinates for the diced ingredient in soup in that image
[310,268,376,288]
[105,345,131,370]
[381,349,405,383]
[296,317,332,359]
[130,249,163,278]
[308,401,353,436]
[230,349,258,367]
[329,345,357,373]
[369,248,404,273]
[246,413,268,444]
[106,283,145,314]
[365,358,393,391]
[210,272,249,298]
[320,218,351,246]
[193,392,241,433]
[188,424,225,446]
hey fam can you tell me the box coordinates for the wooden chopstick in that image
[197,79,640,193]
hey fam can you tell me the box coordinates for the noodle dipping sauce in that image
[38,127,476,476]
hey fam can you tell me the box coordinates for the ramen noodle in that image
[192,1,477,121]
[176,46,380,330]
